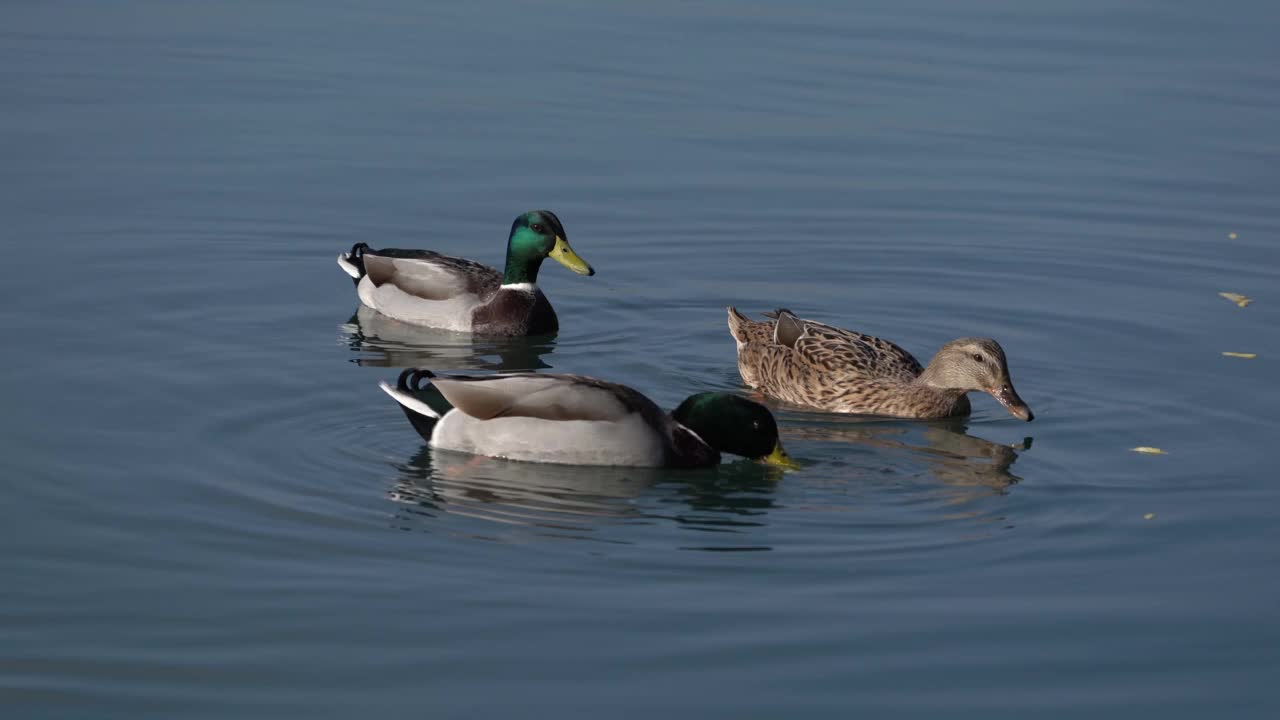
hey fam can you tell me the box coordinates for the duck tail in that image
[727,306,776,343]
[337,242,370,285]
[379,368,444,442]
[726,306,753,342]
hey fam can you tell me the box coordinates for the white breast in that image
[429,411,667,467]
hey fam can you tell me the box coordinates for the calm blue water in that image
[4,1,1280,717]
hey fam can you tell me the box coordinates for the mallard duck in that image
[378,369,796,468]
[337,210,594,335]
[727,307,1034,421]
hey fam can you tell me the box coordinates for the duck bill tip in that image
[759,441,801,470]
[990,385,1034,422]
[550,236,594,276]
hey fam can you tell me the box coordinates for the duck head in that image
[672,393,798,468]
[919,338,1034,422]
[503,210,595,284]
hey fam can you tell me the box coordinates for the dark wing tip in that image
[773,310,805,348]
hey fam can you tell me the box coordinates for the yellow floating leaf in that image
[1218,292,1252,308]
[1222,352,1257,359]
[1144,513,1156,520]
[1131,446,1167,455]
[1228,232,1238,239]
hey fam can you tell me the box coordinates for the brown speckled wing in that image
[790,320,923,382]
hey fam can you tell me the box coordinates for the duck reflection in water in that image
[382,416,1027,538]
[386,445,784,537]
[782,412,1032,493]
[342,305,556,371]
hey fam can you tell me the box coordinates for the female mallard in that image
[337,210,594,336]
[727,307,1034,422]
[379,369,795,468]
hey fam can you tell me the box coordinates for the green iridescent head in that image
[671,392,795,467]
[503,210,594,284]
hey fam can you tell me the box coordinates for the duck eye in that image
[972,353,984,363]
[530,223,546,233]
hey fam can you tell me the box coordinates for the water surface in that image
[4,1,1280,717]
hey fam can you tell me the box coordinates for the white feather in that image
[337,253,361,279]
[378,381,440,419]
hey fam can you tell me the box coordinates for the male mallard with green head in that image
[380,369,796,468]
[727,307,1034,422]
[338,210,594,336]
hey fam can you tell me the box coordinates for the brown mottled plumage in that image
[727,307,1034,421]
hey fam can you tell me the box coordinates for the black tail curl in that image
[344,242,370,284]
[393,368,442,442]
[396,368,436,393]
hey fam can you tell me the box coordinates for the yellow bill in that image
[1131,446,1167,455]
[760,440,802,470]
[1222,352,1257,359]
[549,236,595,276]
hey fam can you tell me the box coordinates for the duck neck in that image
[912,364,969,403]
[901,375,969,417]
[502,250,542,285]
